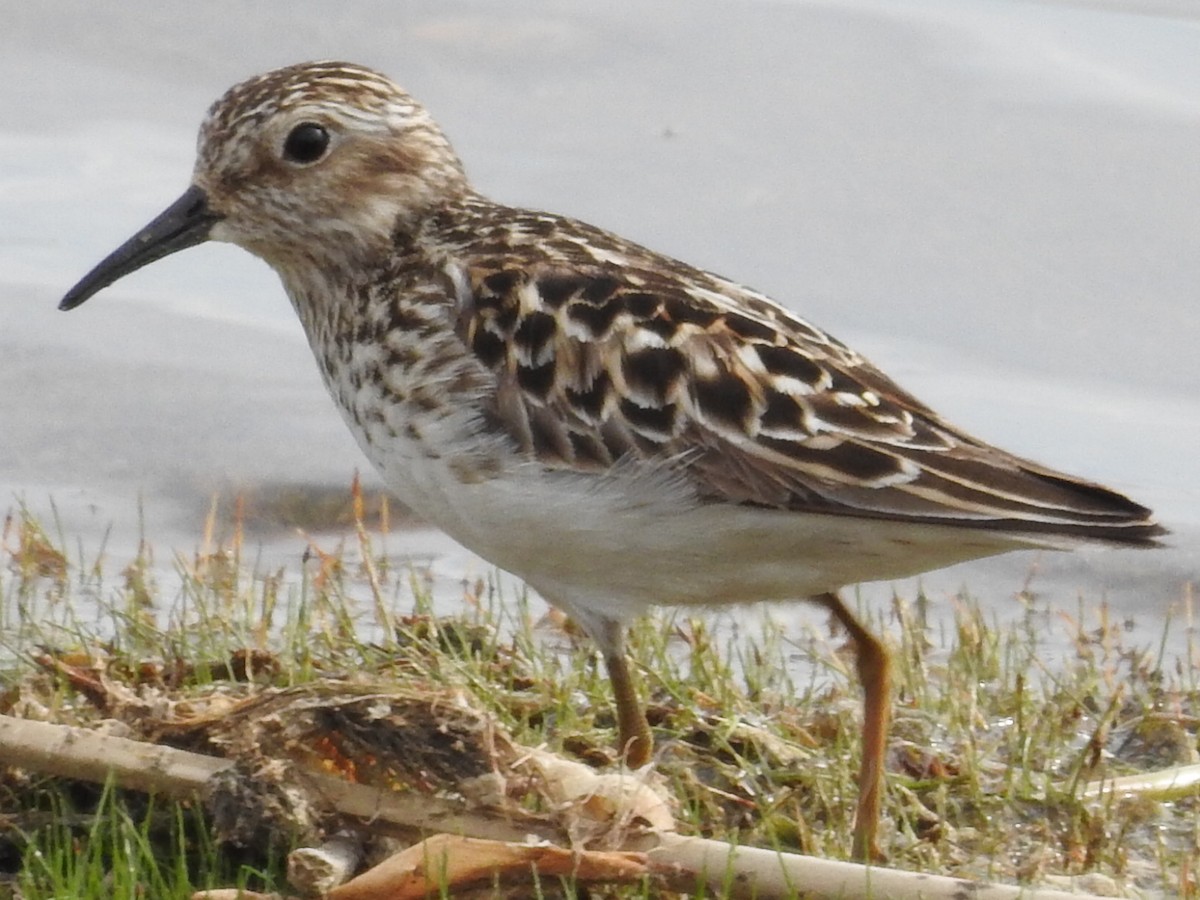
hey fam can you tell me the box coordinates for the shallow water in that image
[2,0,1197,661]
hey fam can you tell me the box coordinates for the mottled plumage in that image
[61,61,1164,861]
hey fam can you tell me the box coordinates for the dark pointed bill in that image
[59,185,221,311]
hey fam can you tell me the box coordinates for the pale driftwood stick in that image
[287,832,364,895]
[0,715,1116,900]
[1082,761,1200,802]
[0,714,227,796]
[643,833,1106,900]
[291,770,561,844]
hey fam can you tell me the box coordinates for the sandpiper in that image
[60,61,1163,860]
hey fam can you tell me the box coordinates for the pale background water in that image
[1,1,1197,658]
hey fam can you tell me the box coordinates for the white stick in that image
[645,833,1104,900]
[287,832,363,895]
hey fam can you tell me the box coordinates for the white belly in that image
[356,421,1042,625]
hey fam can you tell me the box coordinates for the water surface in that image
[2,0,1197,660]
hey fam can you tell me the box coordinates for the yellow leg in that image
[817,591,891,862]
[604,647,653,768]
[567,612,654,767]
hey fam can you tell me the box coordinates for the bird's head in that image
[61,61,467,310]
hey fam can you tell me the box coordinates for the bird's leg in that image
[605,648,653,767]
[588,617,653,767]
[816,591,891,862]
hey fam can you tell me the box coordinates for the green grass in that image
[0,495,1197,898]
[14,783,265,898]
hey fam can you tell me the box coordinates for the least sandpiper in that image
[60,61,1164,860]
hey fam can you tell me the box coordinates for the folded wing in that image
[451,219,1163,547]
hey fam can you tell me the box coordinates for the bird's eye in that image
[282,122,331,164]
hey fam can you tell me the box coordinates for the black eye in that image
[282,122,330,164]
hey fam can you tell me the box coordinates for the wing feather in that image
[447,208,1163,545]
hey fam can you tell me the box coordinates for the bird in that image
[60,61,1164,861]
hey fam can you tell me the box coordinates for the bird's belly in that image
[350,420,1033,623]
